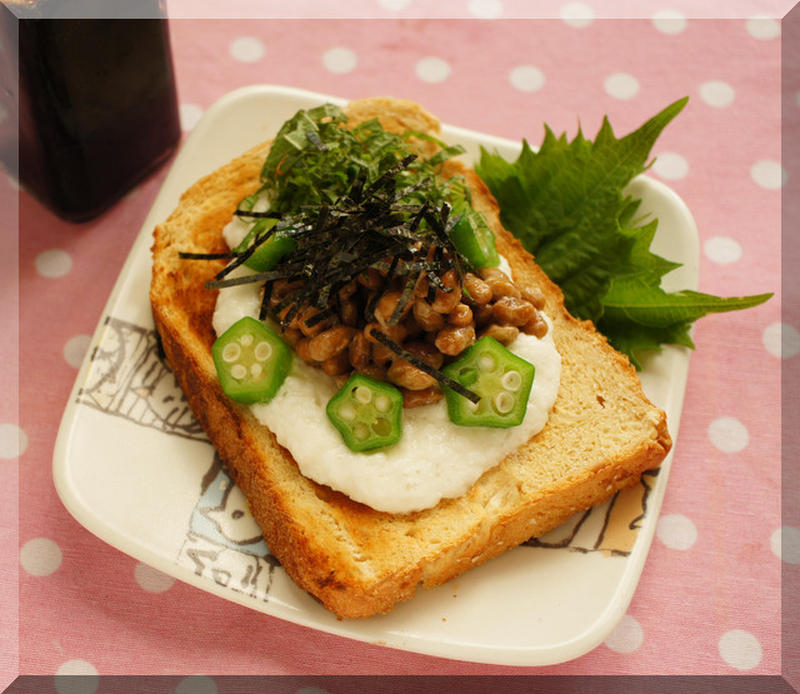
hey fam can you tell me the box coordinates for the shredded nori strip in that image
[179,251,237,260]
[205,268,297,289]
[389,267,422,325]
[362,153,417,201]
[427,246,444,303]
[368,328,480,403]
[259,279,274,321]
[303,305,337,329]
[233,209,282,219]
[213,223,278,280]
[279,299,302,331]
[424,204,468,291]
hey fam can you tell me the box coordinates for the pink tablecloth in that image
[6,3,793,688]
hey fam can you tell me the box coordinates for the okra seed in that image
[250,363,263,379]
[465,397,480,412]
[254,341,273,361]
[221,342,241,363]
[373,417,392,436]
[374,394,391,413]
[354,386,373,404]
[501,370,522,391]
[494,391,515,414]
[339,403,357,421]
[478,353,496,372]
[230,364,247,380]
[354,422,370,440]
[239,333,254,347]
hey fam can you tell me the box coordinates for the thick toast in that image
[150,97,671,618]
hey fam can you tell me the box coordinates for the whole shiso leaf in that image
[476,97,772,368]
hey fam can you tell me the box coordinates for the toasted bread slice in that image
[150,97,671,618]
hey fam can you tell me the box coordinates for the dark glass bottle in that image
[5,1,181,222]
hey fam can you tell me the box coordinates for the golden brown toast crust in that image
[150,97,671,618]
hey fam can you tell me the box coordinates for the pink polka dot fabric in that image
[6,3,791,686]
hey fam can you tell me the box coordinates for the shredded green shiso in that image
[257,103,468,214]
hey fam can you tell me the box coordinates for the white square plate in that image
[53,85,694,666]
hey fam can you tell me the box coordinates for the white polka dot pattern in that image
[36,249,73,278]
[652,151,688,180]
[699,80,735,108]
[134,562,176,593]
[771,526,800,563]
[657,513,697,550]
[63,334,92,369]
[718,629,763,670]
[604,614,644,653]
[55,660,99,694]
[708,416,749,453]
[703,237,742,265]
[604,72,639,100]
[750,160,785,189]
[230,36,265,63]
[560,2,594,28]
[509,65,545,93]
[179,103,204,132]
[415,56,451,83]
[762,322,800,359]
[20,537,62,576]
[652,10,687,35]
[468,0,503,19]
[378,0,411,10]
[746,17,780,40]
[0,422,27,459]
[322,47,357,74]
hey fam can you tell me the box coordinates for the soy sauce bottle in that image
[5,0,181,221]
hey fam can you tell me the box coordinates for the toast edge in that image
[149,97,672,619]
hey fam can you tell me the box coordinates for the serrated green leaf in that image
[597,319,696,370]
[477,96,775,368]
[602,278,773,327]
[477,97,689,322]
[617,218,682,283]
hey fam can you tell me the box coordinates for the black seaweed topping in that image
[178,251,236,260]
[258,279,274,321]
[233,209,282,219]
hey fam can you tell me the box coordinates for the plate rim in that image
[52,83,695,667]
